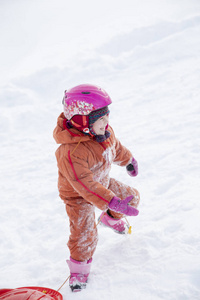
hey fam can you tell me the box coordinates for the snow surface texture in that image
[0,0,200,299]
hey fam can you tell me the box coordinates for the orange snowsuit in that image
[53,113,140,261]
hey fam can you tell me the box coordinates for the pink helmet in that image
[62,84,112,120]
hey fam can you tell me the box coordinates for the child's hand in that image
[108,196,139,216]
[126,157,138,177]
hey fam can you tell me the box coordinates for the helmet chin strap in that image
[70,119,94,137]
[65,117,110,142]
[68,115,111,141]
[83,127,94,137]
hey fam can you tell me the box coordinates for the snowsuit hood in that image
[53,112,91,145]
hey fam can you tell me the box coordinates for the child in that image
[53,84,140,292]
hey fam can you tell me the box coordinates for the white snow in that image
[0,0,200,299]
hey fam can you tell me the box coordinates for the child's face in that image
[92,114,109,135]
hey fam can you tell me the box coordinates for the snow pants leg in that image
[65,197,98,262]
[107,178,140,219]
[64,179,139,261]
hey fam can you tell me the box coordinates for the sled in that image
[0,286,63,300]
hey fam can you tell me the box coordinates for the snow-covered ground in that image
[0,0,200,299]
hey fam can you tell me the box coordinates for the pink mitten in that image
[126,157,138,177]
[108,196,139,216]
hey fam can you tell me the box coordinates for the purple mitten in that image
[108,196,139,216]
[126,157,138,177]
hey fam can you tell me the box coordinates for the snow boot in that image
[98,211,129,234]
[67,257,92,292]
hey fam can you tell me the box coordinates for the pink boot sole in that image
[98,212,129,234]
